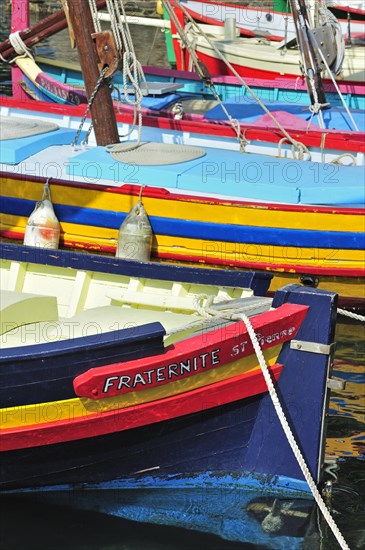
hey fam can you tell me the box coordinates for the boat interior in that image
[0,258,272,348]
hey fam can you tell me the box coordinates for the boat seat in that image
[0,290,59,336]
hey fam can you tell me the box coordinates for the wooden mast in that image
[67,0,119,146]
[289,0,328,107]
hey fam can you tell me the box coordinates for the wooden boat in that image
[27,53,365,108]
[0,96,364,310]
[177,0,365,43]
[16,56,365,140]
[172,21,365,84]
[169,1,365,84]
[2,1,364,153]
[0,242,340,548]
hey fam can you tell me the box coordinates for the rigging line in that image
[303,1,357,131]
[309,38,359,132]
[104,0,147,147]
[291,0,326,129]
[165,0,309,157]
[239,312,350,550]
[89,0,102,33]
[162,1,247,148]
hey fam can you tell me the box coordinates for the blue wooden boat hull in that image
[0,245,338,546]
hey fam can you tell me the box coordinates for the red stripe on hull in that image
[1,230,363,279]
[0,364,283,451]
[156,252,365,278]
[74,305,306,399]
[1,96,364,153]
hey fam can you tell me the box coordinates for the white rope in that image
[330,152,357,165]
[165,294,271,337]
[337,308,365,322]
[277,137,310,160]
[291,0,327,129]
[237,312,350,550]
[41,178,52,201]
[308,32,359,132]
[0,31,34,64]
[89,0,102,33]
[180,291,350,549]
[164,0,309,158]
[300,0,358,132]
[106,0,148,148]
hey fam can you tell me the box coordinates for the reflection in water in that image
[326,322,365,459]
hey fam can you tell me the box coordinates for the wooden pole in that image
[67,0,119,146]
[289,0,327,107]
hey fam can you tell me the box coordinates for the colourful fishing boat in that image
[168,0,365,84]
[0,96,364,310]
[177,0,365,42]
[2,0,364,154]
[0,242,341,548]
[15,55,365,132]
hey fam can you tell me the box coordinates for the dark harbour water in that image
[0,5,364,550]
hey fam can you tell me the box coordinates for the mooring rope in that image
[337,308,365,322]
[178,293,351,550]
[238,312,350,550]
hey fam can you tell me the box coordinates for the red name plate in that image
[73,304,308,399]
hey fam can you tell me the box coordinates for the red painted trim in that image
[332,6,365,16]
[155,252,365,278]
[1,93,364,153]
[192,49,365,87]
[74,304,306,399]
[0,229,363,278]
[0,363,283,451]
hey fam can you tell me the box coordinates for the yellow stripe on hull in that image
[1,213,364,272]
[1,176,364,232]
[0,347,279,430]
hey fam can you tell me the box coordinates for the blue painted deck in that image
[69,144,365,205]
[0,128,81,164]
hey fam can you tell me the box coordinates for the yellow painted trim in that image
[0,347,280,429]
[155,235,365,268]
[1,213,364,272]
[16,58,42,86]
[1,177,364,232]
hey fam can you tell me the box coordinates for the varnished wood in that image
[67,0,119,146]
